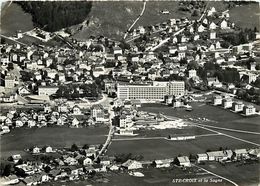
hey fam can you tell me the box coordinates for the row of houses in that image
[0,104,108,135]
[212,94,257,116]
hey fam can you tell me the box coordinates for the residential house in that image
[91,104,105,122]
[207,7,216,16]
[223,150,233,160]
[177,156,191,167]
[113,46,123,55]
[207,77,222,87]
[206,151,225,161]
[122,159,143,170]
[83,158,93,166]
[92,164,107,172]
[5,117,13,126]
[72,106,82,115]
[197,153,208,162]
[44,105,52,113]
[85,148,96,158]
[44,146,53,153]
[232,101,244,112]
[4,75,15,89]
[71,117,80,128]
[18,86,31,95]
[12,154,22,164]
[220,20,228,29]
[233,149,248,160]
[210,30,216,39]
[1,126,10,134]
[153,159,173,168]
[28,120,36,128]
[243,105,256,116]
[209,22,217,30]
[15,119,24,127]
[222,97,233,109]
[38,86,59,96]
[197,24,205,33]
[58,104,69,113]
[64,157,78,165]
[188,69,197,78]
[32,146,41,154]
[248,148,260,158]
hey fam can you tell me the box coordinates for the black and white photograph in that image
[0,0,259,185]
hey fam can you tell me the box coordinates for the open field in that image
[72,1,143,40]
[0,3,34,36]
[229,3,260,30]
[108,134,257,160]
[72,1,190,40]
[136,126,213,138]
[0,126,108,159]
[133,1,187,28]
[140,103,260,133]
[200,161,259,186]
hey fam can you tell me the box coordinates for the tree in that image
[43,165,51,173]
[82,144,89,149]
[7,63,14,71]
[1,38,6,44]
[16,159,23,165]
[192,9,200,17]
[71,144,78,152]
[179,58,188,66]
[17,1,93,32]
[15,168,26,177]
[187,61,199,70]
[2,164,12,176]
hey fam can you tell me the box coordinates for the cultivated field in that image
[0,126,108,159]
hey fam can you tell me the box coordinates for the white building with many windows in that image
[243,105,256,116]
[117,81,185,101]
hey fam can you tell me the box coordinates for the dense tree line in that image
[197,62,240,84]
[220,28,257,47]
[54,83,100,100]
[236,87,260,105]
[16,1,92,32]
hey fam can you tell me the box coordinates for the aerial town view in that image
[0,0,259,186]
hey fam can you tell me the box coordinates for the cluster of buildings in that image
[3,144,259,185]
[0,104,108,135]
[1,5,259,106]
[0,3,260,185]
[212,94,257,116]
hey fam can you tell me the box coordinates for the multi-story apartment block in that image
[117,81,185,101]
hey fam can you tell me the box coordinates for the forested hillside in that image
[16,1,92,32]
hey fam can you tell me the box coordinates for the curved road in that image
[123,0,147,39]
